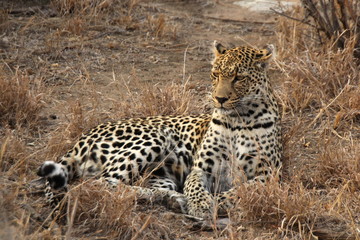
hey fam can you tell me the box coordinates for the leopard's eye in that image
[233,72,249,83]
[233,75,245,83]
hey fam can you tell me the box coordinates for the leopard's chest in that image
[195,111,280,192]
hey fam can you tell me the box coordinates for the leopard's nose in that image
[215,97,229,104]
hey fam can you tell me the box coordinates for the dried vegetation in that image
[0,0,359,239]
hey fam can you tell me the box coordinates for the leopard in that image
[37,41,282,219]
[183,42,282,218]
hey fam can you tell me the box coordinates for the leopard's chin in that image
[214,106,237,114]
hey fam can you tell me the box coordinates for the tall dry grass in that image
[115,80,203,118]
[51,0,139,16]
[50,0,176,40]
[0,69,47,239]
[0,68,44,130]
[0,68,45,176]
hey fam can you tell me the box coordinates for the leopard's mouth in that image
[213,101,238,110]
[214,105,237,113]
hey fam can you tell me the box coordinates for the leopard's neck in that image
[210,93,279,131]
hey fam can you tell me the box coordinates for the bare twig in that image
[308,78,350,127]
[270,8,317,28]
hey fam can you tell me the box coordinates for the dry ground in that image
[0,0,359,239]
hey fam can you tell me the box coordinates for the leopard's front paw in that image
[186,195,214,219]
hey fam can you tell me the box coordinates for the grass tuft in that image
[63,180,136,238]
[0,69,44,130]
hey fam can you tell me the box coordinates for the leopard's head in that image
[210,41,274,110]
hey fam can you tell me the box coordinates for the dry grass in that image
[51,0,138,16]
[146,14,178,40]
[0,0,359,239]
[0,68,44,130]
[115,79,202,118]
[51,0,175,40]
[63,180,181,239]
[57,180,137,238]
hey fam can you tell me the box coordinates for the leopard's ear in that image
[213,41,227,58]
[255,44,275,62]
[255,44,275,69]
